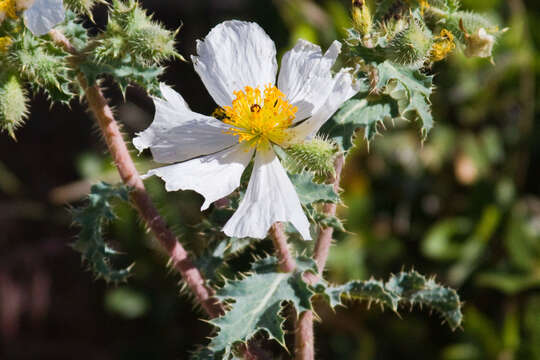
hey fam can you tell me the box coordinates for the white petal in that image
[286,68,359,141]
[223,148,311,240]
[143,145,254,211]
[278,40,342,122]
[192,20,278,107]
[133,84,237,164]
[24,0,65,36]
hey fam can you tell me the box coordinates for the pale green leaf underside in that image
[289,172,339,205]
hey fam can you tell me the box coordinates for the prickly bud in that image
[63,0,102,19]
[284,137,337,182]
[94,0,181,65]
[387,17,433,68]
[352,0,372,36]
[0,73,29,139]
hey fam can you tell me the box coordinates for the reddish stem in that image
[49,30,224,319]
[269,222,296,273]
[295,154,345,360]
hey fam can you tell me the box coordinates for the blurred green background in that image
[0,0,539,359]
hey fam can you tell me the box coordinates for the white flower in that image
[134,20,358,240]
[0,0,65,36]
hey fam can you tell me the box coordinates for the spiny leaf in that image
[289,172,339,205]
[319,278,399,309]
[320,97,397,152]
[72,182,133,282]
[79,53,163,96]
[317,270,463,330]
[374,60,435,136]
[201,257,317,359]
[386,271,463,329]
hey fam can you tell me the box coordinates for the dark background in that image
[1,0,539,359]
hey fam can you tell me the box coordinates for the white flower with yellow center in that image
[0,0,65,36]
[134,20,358,240]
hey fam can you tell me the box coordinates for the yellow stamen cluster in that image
[431,29,455,62]
[0,35,12,52]
[223,85,297,149]
[0,0,17,20]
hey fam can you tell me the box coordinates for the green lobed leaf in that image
[79,53,163,96]
[320,97,397,152]
[72,182,133,282]
[201,257,317,359]
[317,270,463,330]
[289,172,339,205]
[374,61,435,136]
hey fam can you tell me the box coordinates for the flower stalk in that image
[296,153,345,360]
[48,29,224,319]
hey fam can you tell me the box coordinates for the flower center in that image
[222,85,297,149]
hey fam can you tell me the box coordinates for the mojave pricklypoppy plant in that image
[134,20,359,240]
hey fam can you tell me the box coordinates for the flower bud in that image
[0,73,29,139]
[284,137,337,182]
[352,0,372,36]
[387,18,432,68]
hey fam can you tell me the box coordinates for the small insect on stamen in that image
[250,104,261,113]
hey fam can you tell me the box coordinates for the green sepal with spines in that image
[72,182,134,282]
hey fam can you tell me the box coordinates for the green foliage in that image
[320,98,397,152]
[57,11,90,51]
[72,182,134,282]
[78,0,181,96]
[79,54,163,96]
[374,61,435,136]
[0,72,29,139]
[289,172,339,205]
[317,270,463,330]
[196,257,317,359]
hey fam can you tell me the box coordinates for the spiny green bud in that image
[386,17,433,68]
[9,30,74,103]
[284,137,337,182]
[63,0,102,19]
[0,73,29,139]
[352,0,372,36]
[94,0,182,66]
